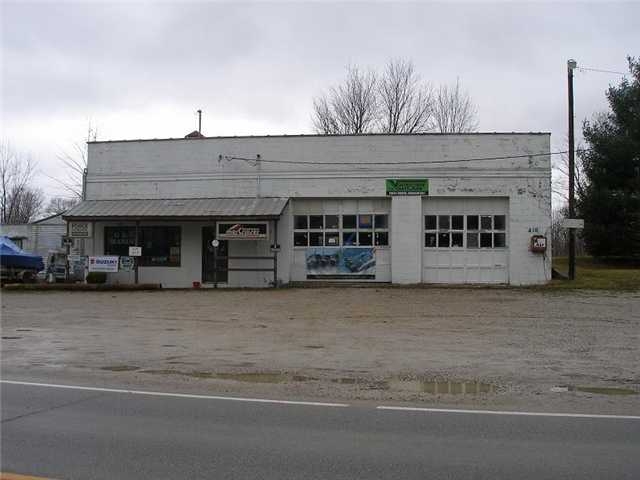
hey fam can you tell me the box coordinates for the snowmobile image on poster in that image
[305,247,376,279]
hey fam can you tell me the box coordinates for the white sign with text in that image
[88,256,119,272]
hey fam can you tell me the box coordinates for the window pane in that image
[358,231,373,246]
[467,215,479,230]
[325,215,339,230]
[374,214,388,229]
[494,215,506,231]
[309,232,323,246]
[309,215,324,229]
[325,232,340,246]
[480,232,492,247]
[494,232,506,248]
[294,215,308,230]
[425,215,437,230]
[467,233,479,248]
[438,232,450,247]
[425,233,437,247]
[138,226,181,267]
[342,231,357,246]
[452,215,464,230]
[342,215,357,229]
[358,214,373,229]
[481,216,492,230]
[105,226,136,256]
[375,231,389,246]
[294,232,308,246]
[452,232,464,247]
[438,216,450,230]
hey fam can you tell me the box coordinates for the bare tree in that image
[51,123,97,198]
[44,196,79,216]
[0,141,44,224]
[378,59,434,133]
[312,66,378,134]
[551,140,587,205]
[432,78,479,133]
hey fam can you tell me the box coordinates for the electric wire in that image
[577,67,627,75]
[220,149,584,167]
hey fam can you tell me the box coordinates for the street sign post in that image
[562,218,584,229]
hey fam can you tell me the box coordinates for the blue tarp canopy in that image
[0,236,44,271]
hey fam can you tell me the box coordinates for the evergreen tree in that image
[577,56,640,258]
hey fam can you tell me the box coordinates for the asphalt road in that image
[1,382,639,480]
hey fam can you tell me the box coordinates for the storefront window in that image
[293,213,389,247]
[104,226,181,266]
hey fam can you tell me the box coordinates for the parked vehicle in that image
[0,236,44,284]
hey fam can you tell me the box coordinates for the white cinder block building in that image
[64,133,552,287]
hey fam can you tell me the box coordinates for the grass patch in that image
[547,257,640,291]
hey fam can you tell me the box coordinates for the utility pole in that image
[567,59,577,280]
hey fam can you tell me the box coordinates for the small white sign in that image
[562,218,585,229]
[88,256,119,272]
[211,239,220,248]
[128,246,142,257]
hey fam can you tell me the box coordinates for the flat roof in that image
[89,131,551,145]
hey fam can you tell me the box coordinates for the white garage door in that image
[422,197,509,284]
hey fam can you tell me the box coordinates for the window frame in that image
[293,213,390,248]
[104,225,182,267]
[424,214,507,249]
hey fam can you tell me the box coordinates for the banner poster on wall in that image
[88,256,119,273]
[306,247,376,279]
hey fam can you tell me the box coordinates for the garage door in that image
[422,197,508,284]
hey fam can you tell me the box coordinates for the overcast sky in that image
[1,0,638,202]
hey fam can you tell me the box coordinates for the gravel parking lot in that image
[2,287,639,413]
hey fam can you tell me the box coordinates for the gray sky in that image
[2,0,638,202]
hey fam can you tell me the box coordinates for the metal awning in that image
[63,197,289,221]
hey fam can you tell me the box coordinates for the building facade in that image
[1,213,80,268]
[64,133,552,287]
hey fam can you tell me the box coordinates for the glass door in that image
[202,226,228,283]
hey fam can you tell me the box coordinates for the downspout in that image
[273,218,278,288]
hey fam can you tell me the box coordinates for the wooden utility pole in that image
[567,59,577,280]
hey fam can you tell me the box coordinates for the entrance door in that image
[202,226,228,283]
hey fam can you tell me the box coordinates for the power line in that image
[578,66,627,75]
[220,150,576,167]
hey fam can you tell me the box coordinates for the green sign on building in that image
[385,179,429,196]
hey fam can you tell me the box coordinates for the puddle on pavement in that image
[387,379,495,394]
[101,365,140,372]
[118,367,496,394]
[332,377,357,385]
[551,385,637,395]
[574,386,636,395]
[141,370,319,383]
[333,377,495,394]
